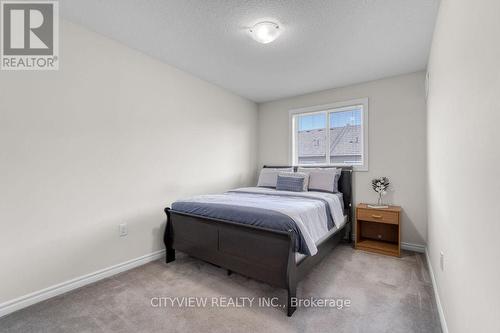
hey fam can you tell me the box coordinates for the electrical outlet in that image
[440,251,444,271]
[119,223,128,237]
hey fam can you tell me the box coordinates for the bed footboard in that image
[163,208,297,315]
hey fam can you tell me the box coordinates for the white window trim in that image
[288,98,369,171]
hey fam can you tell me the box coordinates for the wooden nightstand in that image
[355,203,401,257]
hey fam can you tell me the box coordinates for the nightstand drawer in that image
[357,208,399,224]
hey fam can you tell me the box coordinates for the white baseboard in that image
[0,249,165,318]
[425,248,449,333]
[401,242,425,253]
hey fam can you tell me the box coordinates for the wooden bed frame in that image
[163,166,353,316]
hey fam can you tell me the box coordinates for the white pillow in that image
[257,168,293,188]
[278,171,309,191]
[298,167,341,193]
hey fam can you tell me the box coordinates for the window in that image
[290,98,368,170]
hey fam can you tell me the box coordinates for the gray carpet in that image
[0,245,441,333]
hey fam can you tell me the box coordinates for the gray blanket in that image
[171,189,341,255]
[171,201,308,254]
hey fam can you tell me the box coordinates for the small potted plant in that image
[369,177,390,209]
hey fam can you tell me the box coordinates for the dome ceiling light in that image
[249,21,281,44]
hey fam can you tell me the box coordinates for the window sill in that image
[294,164,368,172]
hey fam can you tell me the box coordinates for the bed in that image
[163,166,353,316]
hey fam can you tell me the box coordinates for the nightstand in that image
[355,203,401,257]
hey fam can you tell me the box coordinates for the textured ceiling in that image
[61,0,440,102]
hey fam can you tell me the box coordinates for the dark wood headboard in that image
[262,165,353,224]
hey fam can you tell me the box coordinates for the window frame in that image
[288,98,369,171]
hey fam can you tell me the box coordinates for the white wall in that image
[258,72,427,246]
[426,0,500,332]
[0,20,258,304]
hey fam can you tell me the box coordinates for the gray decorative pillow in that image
[298,167,342,193]
[257,167,293,188]
[276,175,306,192]
[278,171,309,191]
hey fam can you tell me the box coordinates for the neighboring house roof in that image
[298,125,361,156]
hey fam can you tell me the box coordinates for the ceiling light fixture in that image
[249,21,281,44]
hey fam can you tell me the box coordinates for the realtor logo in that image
[1,0,59,70]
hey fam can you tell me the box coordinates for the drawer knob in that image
[371,214,383,218]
